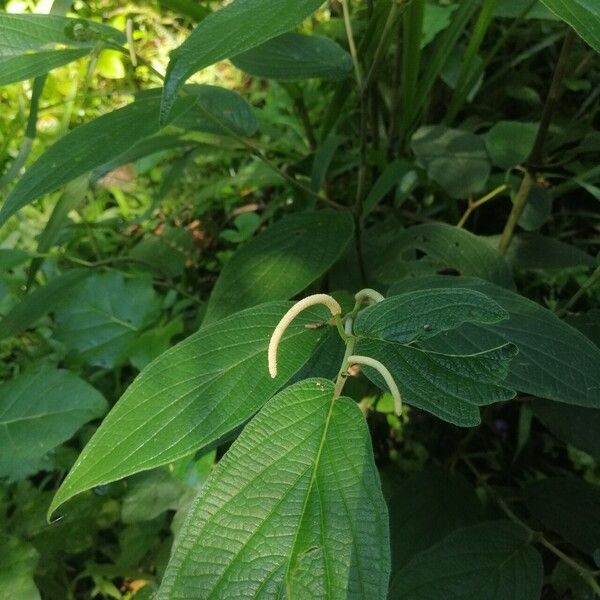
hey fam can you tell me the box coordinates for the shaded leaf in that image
[232,32,352,80]
[411,125,490,199]
[158,379,390,599]
[533,399,600,457]
[389,521,543,599]
[54,271,161,368]
[204,209,354,323]
[49,302,329,518]
[0,536,40,600]
[525,477,600,557]
[485,121,538,169]
[0,368,107,479]
[0,269,90,341]
[387,467,483,569]
[389,275,600,409]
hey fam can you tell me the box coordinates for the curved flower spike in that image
[347,355,403,416]
[354,288,385,305]
[268,294,342,378]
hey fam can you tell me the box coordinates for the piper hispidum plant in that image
[49,285,519,598]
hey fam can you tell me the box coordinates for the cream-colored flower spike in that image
[354,288,384,305]
[268,294,342,378]
[347,355,403,416]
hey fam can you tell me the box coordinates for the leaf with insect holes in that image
[158,379,390,600]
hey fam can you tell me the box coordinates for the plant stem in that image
[463,458,600,597]
[341,0,363,89]
[333,318,356,398]
[293,92,317,150]
[556,264,600,317]
[498,28,576,255]
[457,184,508,228]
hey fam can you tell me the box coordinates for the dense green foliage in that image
[1,0,599,598]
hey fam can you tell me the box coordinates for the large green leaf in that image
[533,399,600,457]
[0,536,40,600]
[160,0,325,122]
[231,32,352,80]
[0,368,107,479]
[0,85,255,224]
[353,288,517,426]
[49,302,328,518]
[369,223,514,288]
[539,0,600,52]
[158,379,390,599]
[389,521,543,599]
[204,210,354,323]
[54,271,161,368]
[389,275,600,409]
[386,467,482,570]
[525,477,600,557]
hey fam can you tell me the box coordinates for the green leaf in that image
[0,248,29,270]
[386,467,483,569]
[130,226,195,278]
[518,185,553,231]
[0,12,125,54]
[0,85,255,224]
[48,302,328,519]
[353,288,516,426]
[231,32,352,80]
[121,469,192,524]
[0,48,89,86]
[204,210,354,323]
[160,0,325,122]
[356,337,516,426]
[0,536,40,600]
[421,3,458,48]
[389,521,543,599]
[0,268,90,341]
[389,275,600,409]
[0,367,107,479]
[539,0,600,52]
[411,125,490,199]
[54,271,161,368]
[370,223,514,288]
[525,477,600,557]
[158,379,390,599]
[354,288,509,343]
[485,121,538,169]
[501,233,595,270]
[0,12,124,85]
